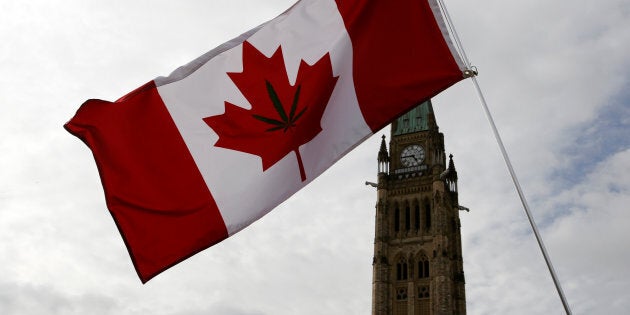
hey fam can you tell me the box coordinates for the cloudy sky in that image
[2,0,629,314]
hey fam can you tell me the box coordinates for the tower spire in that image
[377,135,389,174]
[440,154,457,181]
[441,154,459,203]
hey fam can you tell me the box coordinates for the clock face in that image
[400,144,425,167]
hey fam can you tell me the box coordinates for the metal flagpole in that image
[435,1,573,314]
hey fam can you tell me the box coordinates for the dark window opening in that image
[405,206,410,231]
[394,206,400,232]
[397,259,408,281]
[424,202,431,230]
[414,204,420,230]
[396,288,408,301]
[418,286,430,299]
[403,263,408,280]
[418,259,430,278]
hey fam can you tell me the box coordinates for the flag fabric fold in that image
[65,0,464,283]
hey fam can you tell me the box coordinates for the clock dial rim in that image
[400,144,425,167]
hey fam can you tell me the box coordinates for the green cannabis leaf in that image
[252,81,306,132]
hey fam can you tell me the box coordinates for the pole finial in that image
[463,67,478,78]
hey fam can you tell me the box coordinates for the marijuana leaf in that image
[252,82,306,132]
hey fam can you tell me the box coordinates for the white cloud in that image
[1,0,629,314]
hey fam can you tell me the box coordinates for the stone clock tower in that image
[371,101,466,315]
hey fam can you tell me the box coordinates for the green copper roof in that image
[392,100,432,135]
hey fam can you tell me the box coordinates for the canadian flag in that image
[66,0,464,283]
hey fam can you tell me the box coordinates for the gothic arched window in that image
[418,256,430,279]
[396,257,408,281]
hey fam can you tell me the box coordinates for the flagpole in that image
[436,1,573,314]
[469,76,573,315]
